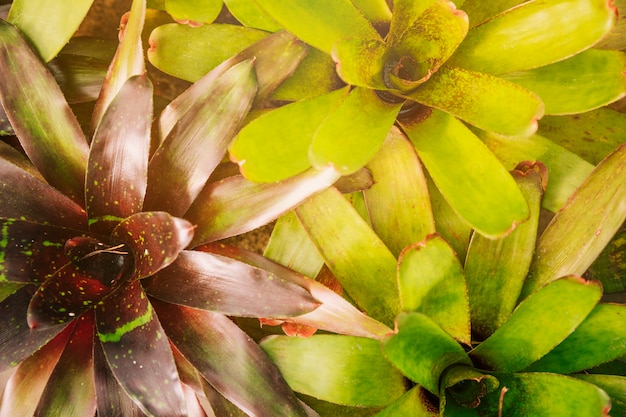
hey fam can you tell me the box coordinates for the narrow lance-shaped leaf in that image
[96,281,187,417]
[144,60,257,216]
[186,167,341,246]
[464,162,546,340]
[470,276,602,373]
[501,48,626,115]
[7,0,94,62]
[363,126,435,257]
[261,335,406,407]
[521,143,626,297]
[153,300,309,417]
[87,75,153,235]
[400,108,529,238]
[383,312,472,395]
[398,234,471,344]
[448,0,618,75]
[0,20,88,204]
[295,187,401,326]
[34,313,96,417]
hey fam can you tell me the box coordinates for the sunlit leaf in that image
[34,313,96,417]
[7,0,94,62]
[406,66,543,137]
[449,0,617,74]
[363,126,435,257]
[0,20,89,204]
[352,0,392,31]
[465,163,545,340]
[223,0,282,31]
[470,277,602,372]
[501,49,626,115]
[144,60,256,216]
[87,75,152,235]
[295,187,401,326]
[331,37,388,90]
[186,168,340,246]
[521,144,626,297]
[230,87,349,183]
[111,212,194,280]
[383,312,472,394]
[154,300,309,417]
[400,108,529,238]
[525,303,626,373]
[96,281,187,417]
[254,0,381,53]
[398,235,470,344]
[261,334,406,407]
[165,0,222,24]
[458,0,526,28]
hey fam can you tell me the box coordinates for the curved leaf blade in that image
[400,109,530,238]
[574,374,626,416]
[373,386,438,417]
[261,334,406,407]
[470,276,602,373]
[387,0,437,44]
[223,0,282,31]
[164,0,222,24]
[458,0,526,28]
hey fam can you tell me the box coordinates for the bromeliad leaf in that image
[223,0,282,32]
[111,212,194,280]
[87,75,153,235]
[96,281,187,417]
[164,0,222,24]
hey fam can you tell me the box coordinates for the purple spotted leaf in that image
[27,263,116,330]
[95,281,187,417]
[34,313,97,417]
[153,300,309,417]
[144,249,319,318]
[0,159,87,229]
[111,211,195,280]
[86,74,153,235]
[0,285,68,371]
[0,219,83,284]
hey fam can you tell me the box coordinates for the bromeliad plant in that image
[0,2,390,416]
[147,0,625,240]
[258,128,626,416]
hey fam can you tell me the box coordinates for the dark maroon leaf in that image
[0,158,87,229]
[0,285,68,371]
[94,330,148,417]
[153,300,309,417]
[111,211,195,280]
[34,312,97,417]
[64,236,133,287]
[86,74,153,235]
[144,249,319,318]
[0,219,82,283]
[0,20,89,204]
[27,264,115,329]
[95,281,187,417]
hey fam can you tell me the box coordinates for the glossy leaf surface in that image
[470,277,602,372]
[0,20,88,204]
[144,60,256,216]
[111,211,194,281]
[383,312,471,395]
[87,75,152,235]
[155,300,309,417]
[261,335,406,407]
[254,0,381,53]
[502,49,626,115]
[464,164,544,339]
[363,127,435,257]
[230,87,349,182]
[34,313,96,417]
[96,281,187,417]
[400,109,529,238]
[145,249,319,317]
[309,87,402,175]
[526,303,626,373]
[7,0,93,62]
[521,144,626,297]
[165,0,222,24]
[223,0,282,31]
[406,66,543,137]
[449,0,617,74]
[398,235,470,344]
[295,187,401,326]
[186,168,340,246]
